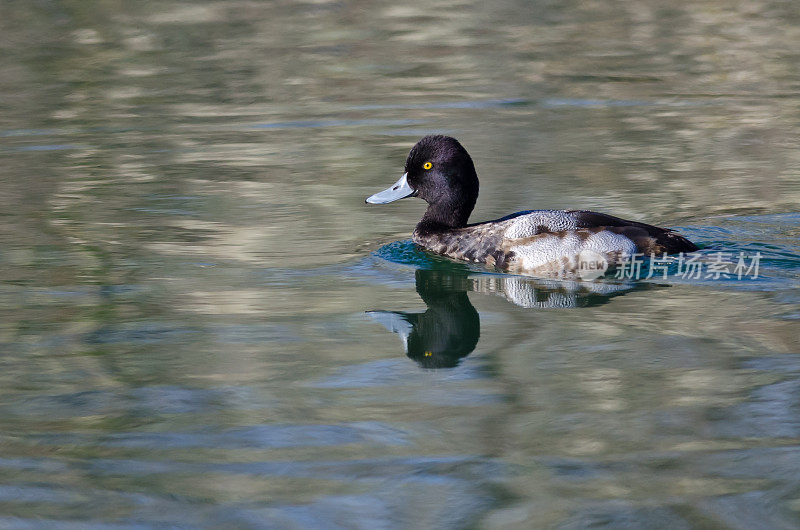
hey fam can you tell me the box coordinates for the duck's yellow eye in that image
[423,162,433,170]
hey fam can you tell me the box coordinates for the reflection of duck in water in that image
[368,269,635,368]
[368,270,479,369]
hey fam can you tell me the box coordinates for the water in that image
[1,0,799,527]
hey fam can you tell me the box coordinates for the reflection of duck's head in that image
[368,269,479,369]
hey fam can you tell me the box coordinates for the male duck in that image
[366,135,698,277]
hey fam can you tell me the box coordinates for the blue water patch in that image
[0,128,62,137]
[249,118,423,130]
[145,194,203,201]
[84,322,301,346]
[11,144,86,151]
[0,125,150,138]
[541,98,653,108]
[127,207,198,216]
[539,97,717,108]
[29,422,409,450]
[373,240,476,272]
[374,128,457,137]
[350,97,711,111]
[350,98,528,110]
[309,358,485,388]
[680,213,800,278]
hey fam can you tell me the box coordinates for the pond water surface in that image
[1,1,800,528]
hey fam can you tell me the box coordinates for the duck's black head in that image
[366,135,479,230]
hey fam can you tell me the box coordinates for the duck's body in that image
[367,136,697,277]
[414,208,697,276]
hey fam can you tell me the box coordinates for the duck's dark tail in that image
[571,210,698,254]
[655,229,699,254]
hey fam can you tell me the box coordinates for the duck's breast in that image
[413,224,506,264]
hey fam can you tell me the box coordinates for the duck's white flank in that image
[508,230,637,274]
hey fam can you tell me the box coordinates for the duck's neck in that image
[415,200,474,234]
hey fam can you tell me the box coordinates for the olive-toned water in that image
[1,1,799,527]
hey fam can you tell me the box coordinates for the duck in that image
[366,135,698,277]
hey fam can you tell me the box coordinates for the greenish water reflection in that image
[1,0,799,527]
[369,268,642,368]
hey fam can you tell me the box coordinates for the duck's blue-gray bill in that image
[366,310,412,352]
[365,173,415,204]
